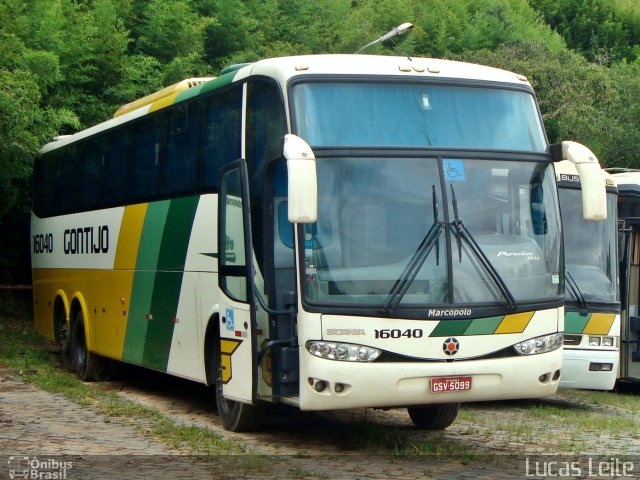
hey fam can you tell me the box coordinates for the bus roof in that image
[610,170,640,196]
[243,54,531,85]
[40,54,533,154]
[113,77,214,118]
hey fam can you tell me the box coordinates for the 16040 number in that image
[33,233,54,254]
[374,328,423,339]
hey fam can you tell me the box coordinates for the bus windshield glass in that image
[300,157,562,311]
[292,81,546,151]
[559,188,618,305]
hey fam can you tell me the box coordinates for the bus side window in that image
[272,160,296,326]
[103,128,131,206]
[246,78,288,277]
[132,116,162,201]
[163,105,197,195]
[274,161,294,253]
[200,88,242,191]
[80,143,103,210]
[277,203,294,249]
[35,154,56,217]
[58,146,79,213]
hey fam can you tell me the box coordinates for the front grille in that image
[376,346,516,363]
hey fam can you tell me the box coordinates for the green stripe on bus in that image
[564,311,591,334]
[173,72,237,104]
[122,200,172,364]
[136,200,171,270]
[197,72,237,95]
[173,72,238,106]
[429,319,473,337]
[174,84,206,104]
[142,196,200,370]
[463,316,504,335]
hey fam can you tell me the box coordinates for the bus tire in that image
[407,402,460,430]
[58,320,73,370]
[71,311,108,381]
[54,301,72,370]
[212,337,262,432]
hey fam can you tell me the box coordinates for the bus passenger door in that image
[217,159,257,404]
[621,219,640,381]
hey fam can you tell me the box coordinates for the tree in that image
[136,0,204,63]
[530,0,640,64]
[602,60,640,168]
[0,31,78,283]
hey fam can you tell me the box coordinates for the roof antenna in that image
[355,22,414,55]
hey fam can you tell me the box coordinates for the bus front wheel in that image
[71,311,108,381]
[407,403,460,430]
[212,339,262,432]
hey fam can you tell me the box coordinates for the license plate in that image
[431,376,472,393]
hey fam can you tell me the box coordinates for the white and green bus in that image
[31,54,607,432]
[555,161,619,390]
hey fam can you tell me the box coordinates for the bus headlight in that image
[514,333,563,355]
[306,341,381,362]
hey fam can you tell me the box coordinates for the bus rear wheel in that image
[407,403,460,430]
[212,339,262,432]
[71,311,108,381]
[54,302,72,370]
[58,321,73,370]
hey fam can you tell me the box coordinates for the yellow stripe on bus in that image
[105,204,148,358]
[494,311,534,334]
[114,204,148,270]
[583,313,616,335]
[148,94,181,114]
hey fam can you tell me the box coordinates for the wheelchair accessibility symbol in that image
[444,159,465,181]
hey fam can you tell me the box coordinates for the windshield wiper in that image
[449,185,518,310]
[565,268,589,315]
[381,185,443,314]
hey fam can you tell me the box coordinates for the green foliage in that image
[530,0,640,64]
[136,0,204,63]
[601,60,640,167]
[342,0,564,57]
[203,0,259,67]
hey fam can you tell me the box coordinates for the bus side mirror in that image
[551,141,607,221]
[283,134,317,223]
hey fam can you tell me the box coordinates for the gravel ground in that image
[3,364,639,480]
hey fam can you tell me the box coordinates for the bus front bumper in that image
[298,348,562,411]
[559,349,618,391]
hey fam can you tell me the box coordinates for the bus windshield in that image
[301,156,562,312]
[559,188,618,305]
[291,81,546,151]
